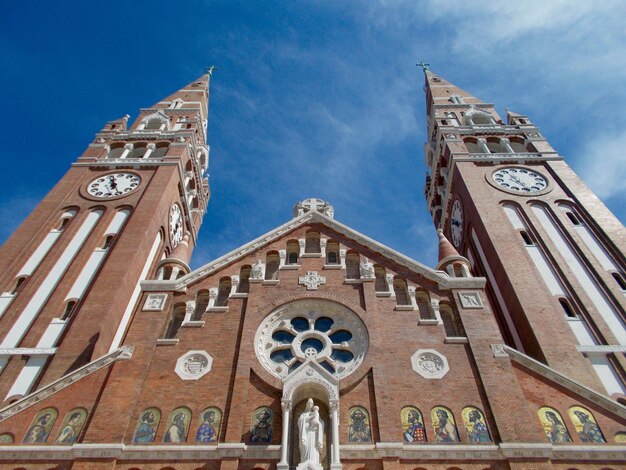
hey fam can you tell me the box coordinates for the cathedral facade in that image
[0,71,624,470]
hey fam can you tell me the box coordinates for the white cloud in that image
[574,129,626,201]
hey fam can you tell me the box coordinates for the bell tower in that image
[0,74,211,404]
[422,69,626,397]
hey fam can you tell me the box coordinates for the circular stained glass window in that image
[255,299,368,380]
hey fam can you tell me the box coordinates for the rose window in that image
[255,299,368,380]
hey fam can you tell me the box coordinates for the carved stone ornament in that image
[251,260,265,280]
[411,349,449,379]
[175,350,213,380]
[458,291,483,309]
[359,260,375,279]
[299,271,326,290]
[143,293,168,311]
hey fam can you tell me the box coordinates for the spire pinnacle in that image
[416,61,430,74]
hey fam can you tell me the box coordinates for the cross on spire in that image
[416,61,430,73]
[206,65,218,76]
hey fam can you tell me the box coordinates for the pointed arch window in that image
[164,303,186,339]
[374,266,387,292]
[393,277,410,305]
[238,265,251,293]
[193,290,210,320]
[345,252,360,280]
[305,231,321,254]
[326,241,339,265]
[265,252,280,280]
[215,277,231,307]
[286,241,299,265]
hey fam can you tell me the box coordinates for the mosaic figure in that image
[55,408,87,444]
[195,407,222,443]
[614,432,626,443]
[538,407,571,443]
[250,407,273,443]
[431,406,459,443]
[164,407,191,443]
[23,408,57,443]
[0,433,14,444]
[348,406,372,442]
[462,407,491,444]
[401,406,426,443]
[133,408,161,443]
[569,406,606,443]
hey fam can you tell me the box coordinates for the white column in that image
[184,301,195,322]
[230,275,240,296]
[298,239,306,257]
[339,249,347,269]
[278,400,292,470]
[478,138,490,154]
[279,250,286,268]
[330,400,341,470]
[207,288,218,309]
[386,274,394,295]
[408,286,418,309]
[142,143,156,159]
[500,138,514,154]
[119,144,133,159]
[320,239,328,258]
[170,267,180,280]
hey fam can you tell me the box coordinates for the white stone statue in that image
[297,398,324,470]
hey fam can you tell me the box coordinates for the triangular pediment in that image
[143,211,485,292]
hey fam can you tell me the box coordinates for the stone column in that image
[207,287,218,309]
[184,300,195,322]
[230,275,240,296]
[478,138,490,154]
[119,143,133,159]
[408,286,418,309]
[500,138,515,154]
[279,250,286,268]
[320,239,327,258]
[298,239,306,257]
[329,400,341,470]
[170,267,180,280]
[278,400,292,470]
[143,143,156,159]
[386,274,395,295]
[339,249,347,269]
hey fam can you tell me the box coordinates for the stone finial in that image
[292,198,334,219]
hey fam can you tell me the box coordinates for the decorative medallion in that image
[143,293,167,311]
[298,271,326,290]
[458,291,483,309]
[175,350,213,380]
[411,349,449,379]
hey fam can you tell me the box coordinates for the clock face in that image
[169,203,184,248]
[87,173,141,198]
[492,167,547,193]
[450,199,463,248]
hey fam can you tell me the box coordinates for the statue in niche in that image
[297,398,324,470]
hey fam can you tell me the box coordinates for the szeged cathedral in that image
[0,69,624,470]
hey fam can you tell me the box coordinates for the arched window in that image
[440,304,463,337]
[238,265,251,293]
[374,265,387,292]
[415,291,434,319]
[60,300,77,321]
[286,241,299,265]
[215,277,231,307]
[128,143,147,159]
[108,144,125,159]
[345,252,360,280]
[486,138,503,153]
[520,231,534,246]
[152,143,169,158]
[305,231,321,254]
[559,298,576,318]
[393,278,410,305]
[11,276,27,295]
[471,113,493,126]
[193,290,210,320]
[101,235,114,249]
[145,119,164,130]
[463,138,481,153]
[326,241,339,264]
[565,211,581,225]
[509,137,526,153]
[164,303,186,338]
[265,252,279,280]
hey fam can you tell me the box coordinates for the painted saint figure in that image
[24,411,55,443]
[133,410,158,443]
[164,412,187,442]
[403,408,426,443]
[466,409,491,443]
[544,410,571,443]
[297,398,324,469]
[433,409,459,443]
[348,407,371,442]
[195,409,219,443]
[573,410,605,443]
[56,411,84,444]
[250,408,273,443]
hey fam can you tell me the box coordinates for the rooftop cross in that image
[206,65,218,76]
[416,61,430,73]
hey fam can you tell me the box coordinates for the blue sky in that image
[1,1,625,270]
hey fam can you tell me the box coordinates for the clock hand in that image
[451,219,461,227]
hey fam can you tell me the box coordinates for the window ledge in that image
[375,292,392,297]
[280,265,301,270]
[445,336,469,344]
[156,338,179,346]
[344,279,363,284]
[230,293,248,298]
[394,305,416,311]
[206,306,228,313]
[262,280,280,286]
[182,320,205,328]
[418,318,440,326]
[301,253,322,258]
[323,264,342,270]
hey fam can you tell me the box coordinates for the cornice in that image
[0,442,623,462]
[503,345,626,418]
[0,346,133,423]
[142,212,486,293]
